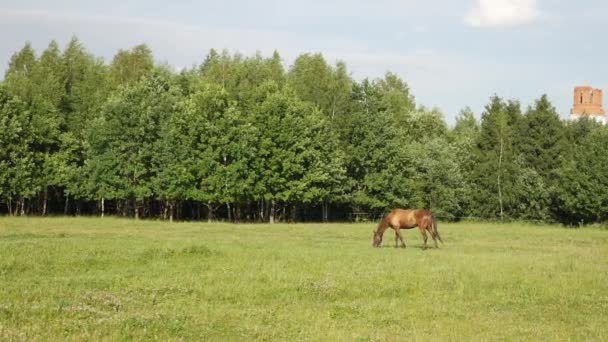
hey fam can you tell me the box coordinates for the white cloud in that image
[465,0,540,27]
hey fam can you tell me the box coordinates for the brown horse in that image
[372,209,442,248]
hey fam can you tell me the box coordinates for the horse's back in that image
[414,209,433,220]
[387,209,417,228]
[387,208,432,229]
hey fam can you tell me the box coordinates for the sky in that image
[1,0,608,124]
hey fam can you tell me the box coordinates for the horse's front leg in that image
[394,229,399,248]
[396,229,406,248]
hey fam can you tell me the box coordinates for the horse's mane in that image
[376,214,389,232]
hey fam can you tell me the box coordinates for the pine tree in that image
[556,125,608,224]
[472,96,521,219]
[515,95,566,182]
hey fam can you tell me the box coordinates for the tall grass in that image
[1,217,607,340]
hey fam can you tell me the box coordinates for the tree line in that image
[1,37,607,224]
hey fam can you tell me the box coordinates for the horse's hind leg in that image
[394,230,399,248]
[430,227,439,248]
[419,226,428,249]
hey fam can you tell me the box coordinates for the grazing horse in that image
[372,209,442,248]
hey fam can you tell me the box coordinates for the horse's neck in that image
[376,217,389,233]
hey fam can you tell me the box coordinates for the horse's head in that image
[372,230,382,247]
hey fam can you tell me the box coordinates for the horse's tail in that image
[432,214,443,243]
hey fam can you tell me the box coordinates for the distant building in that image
[570,86,606,124]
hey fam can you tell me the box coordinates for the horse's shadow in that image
[379,245,439,250]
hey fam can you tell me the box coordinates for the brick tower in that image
[570,86,606,123]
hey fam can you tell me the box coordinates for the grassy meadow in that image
[0,217,607,341]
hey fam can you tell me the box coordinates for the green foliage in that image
[109,44,154,86]
[346,81,411,211]
[55,37,111,202]
[377,71,416,117]
[250,85,330,206]
[512,163,551,221]
[515,95,566,183]
[3,43,37,102]
[1,40,608,223]
[90,70,178,210]
[180,81,257,207]
[556,125,608,223]
[450,107,480,216]
[288,54,352,123]
[471,96,521,218]
[0,87,37,205]
[411,138,465,219]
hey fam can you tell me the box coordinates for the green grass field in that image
[1,217,607,341]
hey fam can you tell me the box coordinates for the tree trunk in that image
[207,203,214,223]
[20,197,25,216]
[498,136,504,221]
[135,200,139,220]
[64,196,69,216]
[227,202,232,222]
[291,204,298,222]
[169,201,174,223]
[101,197,105,218]
[7,198,12,217]
[322,201,329,222]
[42,188,48,216]
[258,200,264,222]
[269,200,275,224]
